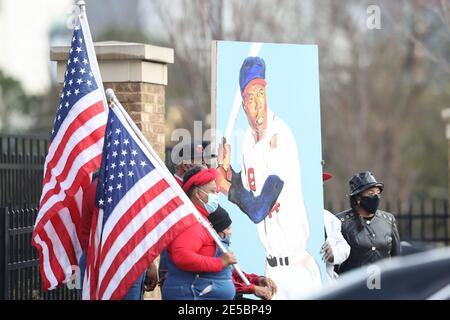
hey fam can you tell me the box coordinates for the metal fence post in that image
[0,207,9,300]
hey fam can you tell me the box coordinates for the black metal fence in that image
[0,134,48,207]
[0,134,80,300]
[0,207,80,300]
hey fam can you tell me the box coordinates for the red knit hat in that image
[182,167,217,192]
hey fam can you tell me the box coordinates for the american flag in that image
[83,104,198,300]
[32,11,107,291]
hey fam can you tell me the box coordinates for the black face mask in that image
[359,194,380,214]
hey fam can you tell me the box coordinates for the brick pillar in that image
[51,41,174,299]
[103,82,166,160]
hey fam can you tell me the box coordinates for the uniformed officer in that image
[336,171,401,274]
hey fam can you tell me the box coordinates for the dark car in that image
[308,247,450,300]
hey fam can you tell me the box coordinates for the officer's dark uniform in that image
[336,172,401,274]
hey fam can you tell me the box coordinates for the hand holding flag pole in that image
[105,89,250,286]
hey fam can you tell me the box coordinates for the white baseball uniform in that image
[239,109,322,299]
[323,209,351,283]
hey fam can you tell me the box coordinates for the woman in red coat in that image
[161,166,237,300]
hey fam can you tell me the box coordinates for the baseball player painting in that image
[213,41,326,299]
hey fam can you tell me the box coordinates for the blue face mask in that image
[199,188,219,213]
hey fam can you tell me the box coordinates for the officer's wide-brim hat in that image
[350,182,384,196]
[349,171,384,196]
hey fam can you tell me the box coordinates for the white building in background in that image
[0,0,72,95]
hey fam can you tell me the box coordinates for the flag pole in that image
[105,89,251,286]
[76,0,108,115]
[77,0,86,13]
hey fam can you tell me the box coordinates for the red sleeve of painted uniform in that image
[80,178,98,252]
[232,270,260,294]
[168,224,223,273]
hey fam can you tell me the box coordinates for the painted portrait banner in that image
[211,41,326,299]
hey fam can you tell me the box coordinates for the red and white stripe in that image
[98,173,196,299]
[32,12,107,291]
[82,206,102,299]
